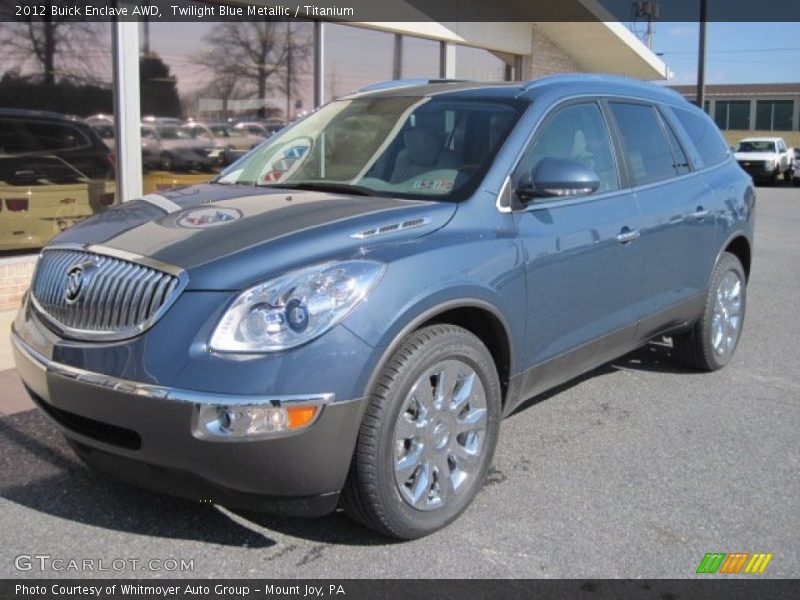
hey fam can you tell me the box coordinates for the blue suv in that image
[11,75,755,539]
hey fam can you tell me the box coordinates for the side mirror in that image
[515,157,600,203]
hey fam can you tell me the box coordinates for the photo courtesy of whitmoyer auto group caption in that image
[0,0,798,597]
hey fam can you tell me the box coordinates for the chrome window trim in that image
[11,330,335,407]
[495,92,736,214]
[30,243,188,342]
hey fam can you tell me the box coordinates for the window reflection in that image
[324,25,394,100]
[140,17,312,193]
[402,36,441,79]
[455,46,513,81]
[0,21,117,254]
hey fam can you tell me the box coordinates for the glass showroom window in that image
[0,21,117,254]
[402,36,441,79]
[755,100,794,131]
[714,100,750,131]
[140,15,314,194]
[454,46,515,81]
[324,24,394,100]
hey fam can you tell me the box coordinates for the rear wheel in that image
[341,324,501,539]
[160,152,175,172]
[673,252,746,371]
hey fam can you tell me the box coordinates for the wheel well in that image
[421,307,511,407]
[725,236,751,281]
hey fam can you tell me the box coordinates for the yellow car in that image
[0,110,117,252]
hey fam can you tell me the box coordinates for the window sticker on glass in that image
[412,178,454,191]
[257,137,313,183]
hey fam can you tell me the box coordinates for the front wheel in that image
[673,252,746,371]
[341,324,502,539]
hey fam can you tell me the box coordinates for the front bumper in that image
[737,161,777,178]
[12,330,365,516]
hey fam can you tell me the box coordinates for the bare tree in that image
[0,3,105,87]
[198,21,312,119]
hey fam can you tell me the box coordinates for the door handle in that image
[616,228,640,243]
[692,206,709,220]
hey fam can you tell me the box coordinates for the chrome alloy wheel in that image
[711,269,744,357]
[393,359,488,511]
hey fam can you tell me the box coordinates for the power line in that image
[662,47,800,55]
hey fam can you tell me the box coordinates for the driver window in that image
[515,102,619,193]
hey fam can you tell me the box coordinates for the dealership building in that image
[669,83,800,133]
[0,1,668,308]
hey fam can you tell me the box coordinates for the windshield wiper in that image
[256,181,378,196]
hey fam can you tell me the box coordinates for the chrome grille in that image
[31,248,183,340]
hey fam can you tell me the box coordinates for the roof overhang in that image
[354,0,669,80]
[534,20,669,80]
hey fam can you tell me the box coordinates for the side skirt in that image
[503,293,706,417]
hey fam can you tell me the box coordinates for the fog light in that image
[198,404,319,438]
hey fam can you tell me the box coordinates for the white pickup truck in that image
[734,137,794,185]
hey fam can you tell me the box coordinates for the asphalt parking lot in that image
[0,186,798,579]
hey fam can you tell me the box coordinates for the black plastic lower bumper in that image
[13,331,366,516]
[65,436,340,516]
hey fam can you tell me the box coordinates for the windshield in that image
[157,126,194,140]
[92,125,114,139]
[209,125,231,137]
[737,141,777,153]
[214,95,527,200]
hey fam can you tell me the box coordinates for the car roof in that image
[0,108,89,123]
[738,137,782,142]
[344,74,689,106]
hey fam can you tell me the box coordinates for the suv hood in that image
[52,184,456,290]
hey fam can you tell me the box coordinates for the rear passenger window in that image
[659,112,691,175]
[23,122,89,152]
[0,120,29,154]
[516,102,619,193]
[672,107,729,168]
[609,103,677,186]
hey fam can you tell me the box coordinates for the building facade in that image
[669,83,800,133]
[0,3,667,309]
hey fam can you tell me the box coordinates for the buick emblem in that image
[65,266,85,303]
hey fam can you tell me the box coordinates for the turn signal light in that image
[6,198,29,212]
[286,406,318,429]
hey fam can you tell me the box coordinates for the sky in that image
[642,22,800,85]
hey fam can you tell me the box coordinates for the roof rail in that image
[355,79,471,94]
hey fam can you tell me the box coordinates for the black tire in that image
[160,152,174,172]
[341,324,502,539]
[793,177,800,187]
[673,252,747,371]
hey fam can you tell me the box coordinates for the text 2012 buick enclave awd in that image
[12,75,755,539]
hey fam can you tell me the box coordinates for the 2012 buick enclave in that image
[11,75,754,539]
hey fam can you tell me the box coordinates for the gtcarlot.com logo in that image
[696,552,773,574]
[14,554,194,572]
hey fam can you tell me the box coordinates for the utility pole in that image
[696,0,708,110]
[633,0,660,49]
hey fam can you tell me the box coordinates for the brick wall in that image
[523,25,582,78]
[0,257,35,312]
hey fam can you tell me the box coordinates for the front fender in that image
[342,234,527,399]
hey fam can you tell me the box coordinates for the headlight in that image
[210,260,384,352]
